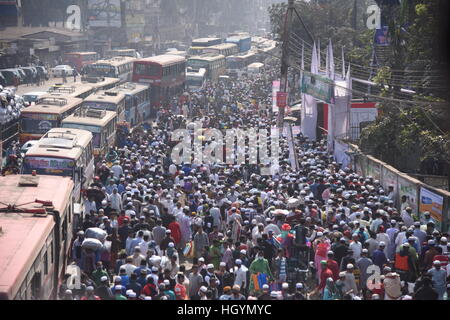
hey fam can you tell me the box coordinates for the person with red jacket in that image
[168,216,182,248]
[313,260,334,297]
[327,251,340,281]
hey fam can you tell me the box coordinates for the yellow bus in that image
[22,128,95,202]
[187,54,226,82]
[0,175,75,300]
[82,90,126,122]
[203,43,239,57]
[47,83,95,100]
[80,76,120,92]
[85,56,136,83]
[62,109,117,159]
[19,95,83,144]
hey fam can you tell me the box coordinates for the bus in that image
[225,35,252,52]
[226,51,258,77]
[19,95,83,144]
[105,48,142,59]
[186,68,207,91]
[132,55,186,109]
[64,52,99,72]
[203,43,239,57]
[22,128,95,202]
[110,82,151,126]
[84,56,136,83]
[82,90,126,122]
[187,54,226,82]
[188,46,207,57]
[80,76,120,92]
[62,109,117,159]
[0,175,75,300]
[47,83,95,100]
[191,37,222,47]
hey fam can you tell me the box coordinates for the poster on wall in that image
[419,187,444,230]
[398,175,418,215]
[382,166,398,206]
[365,158,381,181]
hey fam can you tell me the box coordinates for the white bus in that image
[22,128,95,202]
[186,68,207,91]
[203,43,239,57]
[62,109,118,159]
[109,82,151,126]
[247,62,265,76]
[85,56,136,83]
[82,90,126,122]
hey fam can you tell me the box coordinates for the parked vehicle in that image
[51,65,74,77]
[0,69,21,86]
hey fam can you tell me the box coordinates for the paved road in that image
[15,76,78,96]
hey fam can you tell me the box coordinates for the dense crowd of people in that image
[61,61,450,301]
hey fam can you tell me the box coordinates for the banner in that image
[419,187,444,230]
[88,0,122,27]
[398,175,418,215]
[285,124,298,171]
[301,71,335,104]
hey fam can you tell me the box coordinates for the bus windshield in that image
[87,64,116,77]
[135,63,160,76]
[22,156,75,177]
[186,76,204,87]
[20,114,58,134]
[62,123,102,147]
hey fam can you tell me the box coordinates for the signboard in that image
[301,71,335,104]
[23,157,75,176]
[88,0,122,28]
[398,175,418,215]
[419,187,444,230]
[272,80,280,113]
[276,92,288,108]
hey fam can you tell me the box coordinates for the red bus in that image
[64,52,99,72]
[0,175,75,300]
[132,55,186,111]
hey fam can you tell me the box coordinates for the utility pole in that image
[277,0,295,129]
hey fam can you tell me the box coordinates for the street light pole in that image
[277,0,295,129]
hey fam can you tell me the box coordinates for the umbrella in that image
[273,209,289,216]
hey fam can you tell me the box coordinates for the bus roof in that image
[189,54,225,62]
[206,43,237,50]
[25,128,93,159]
[135,55,185,67]
[80,77,120,90]
[91,56,136,67]
[228,51,256,59]
[110,82,149,96]
[47,83,94,98]
[62,109,117,127]
[65,52,97,56]
[0,175,74,300]
[21,95,83,115]
[192,37,221,44]
[83,90,126,104]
